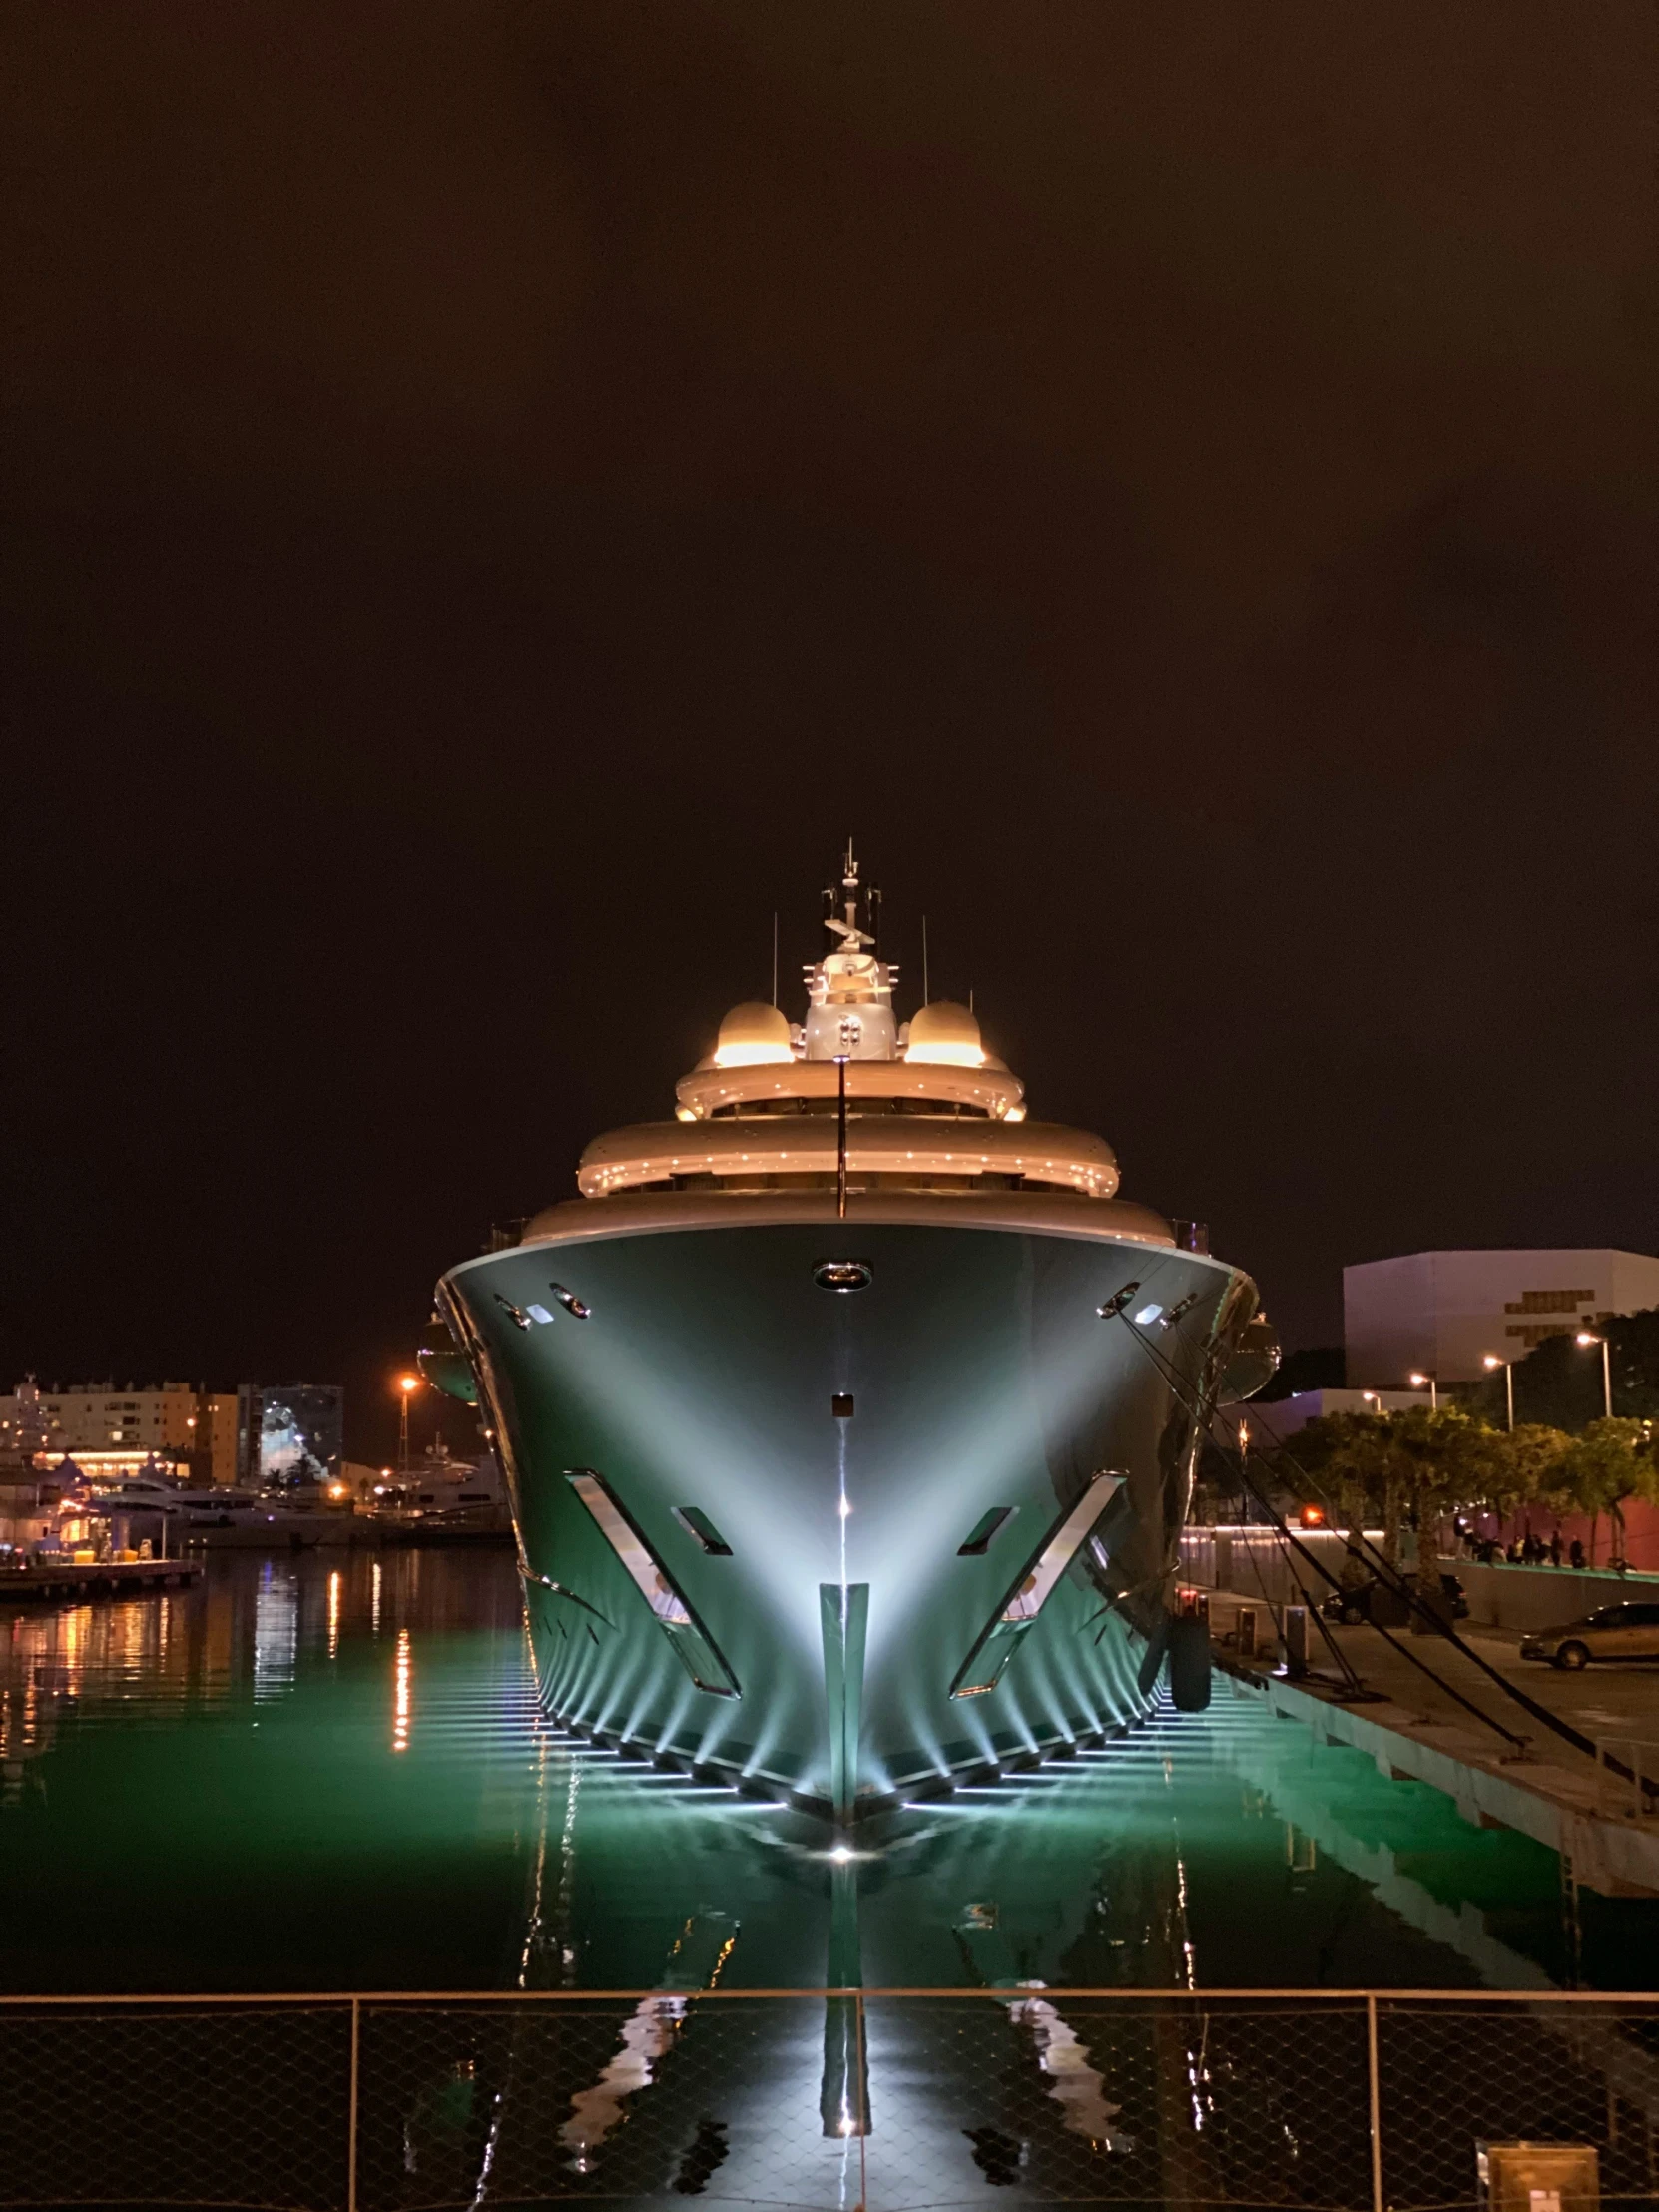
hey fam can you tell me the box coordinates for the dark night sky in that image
[6,3,1656,1461]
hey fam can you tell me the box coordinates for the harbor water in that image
[1,1547,1651,1996]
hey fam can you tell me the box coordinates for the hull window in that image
[950,1471,1125,1699]
[567,1471,740,1699]
[674,1505,734,1556]
[957,1506,1016,1556]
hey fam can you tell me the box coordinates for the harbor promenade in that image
[1198,1588,1659,1898]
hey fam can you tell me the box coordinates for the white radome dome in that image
[712,1001,795,1069]
[904,1000,985,1068]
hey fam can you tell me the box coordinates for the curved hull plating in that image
[442,1204,1254,1818]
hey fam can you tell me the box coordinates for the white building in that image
[1344,1249,1659,1387]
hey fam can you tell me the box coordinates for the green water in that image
[0,1549,1648,1993]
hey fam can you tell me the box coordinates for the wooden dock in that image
[0,1558,204,1602]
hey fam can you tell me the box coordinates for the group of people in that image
[1449,1517,1586,1570]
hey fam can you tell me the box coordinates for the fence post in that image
[1367,1994,1383,2212]
[854,1992,868,2210]
[346,1996,360,2212]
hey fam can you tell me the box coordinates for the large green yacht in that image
[428,850,1275,1820]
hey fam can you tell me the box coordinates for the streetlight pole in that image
[1482,1355,1513,1431]
[1576,1332,1612,1419]
[1409,1372,1438,1410]
[397,1375,421,1473]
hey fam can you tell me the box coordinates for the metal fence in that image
[1,1988,1656,2212]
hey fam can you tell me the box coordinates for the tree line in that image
[1255,1404,1658,1571]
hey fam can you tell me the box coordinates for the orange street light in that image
[395,1372,422,1470]
[1408,1372,1438,1410]
[1482,1355,1514,1430]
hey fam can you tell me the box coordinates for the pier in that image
[1201,1587,1659,1899]
[0,1557,203,1603]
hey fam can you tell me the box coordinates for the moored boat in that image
[429,849,1275,1818]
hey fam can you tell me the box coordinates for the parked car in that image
[1322,1572,1468,1628]
[1519,1602,1659,1670]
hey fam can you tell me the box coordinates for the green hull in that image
[443,1212,1253,1818]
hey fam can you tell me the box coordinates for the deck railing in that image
[0,1986,1655,2211]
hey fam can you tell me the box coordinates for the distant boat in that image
[173,1487,270,1525]
[364,1447,510,1539]
[85,1469,184,1513]
[87,1474,267,1523]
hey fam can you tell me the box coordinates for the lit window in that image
[567,1471,739,1697]
[674,1505,733,1556]
[957,1506,1015,1557]
[951,1472,1124,1699]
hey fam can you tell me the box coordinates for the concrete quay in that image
[1198,1589,1659,1900]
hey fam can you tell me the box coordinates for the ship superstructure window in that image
[567,1471,739,1698]
[674,1505,733,1555]
[951,1472,1124,1699]
[957,1506,1015,1556]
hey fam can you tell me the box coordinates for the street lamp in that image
[1361,1390,1384,1416]
[1409,1372,1438,1410]
[1575,1332,1613,1419]
[396,1373,421,1472]
[1482,1355,1513,1431]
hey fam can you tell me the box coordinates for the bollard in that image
[1409,1574,1453,1636]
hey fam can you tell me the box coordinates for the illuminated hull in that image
[440,1196,1256,1820]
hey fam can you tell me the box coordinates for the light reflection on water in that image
[0,1548,1650,1994]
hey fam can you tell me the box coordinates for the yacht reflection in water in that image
[434,1680,1595,2210]
[0,1552,1638,2198]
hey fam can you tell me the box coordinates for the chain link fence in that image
[0,1989,1655,2211]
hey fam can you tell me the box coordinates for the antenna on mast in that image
[823,838,875,955]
